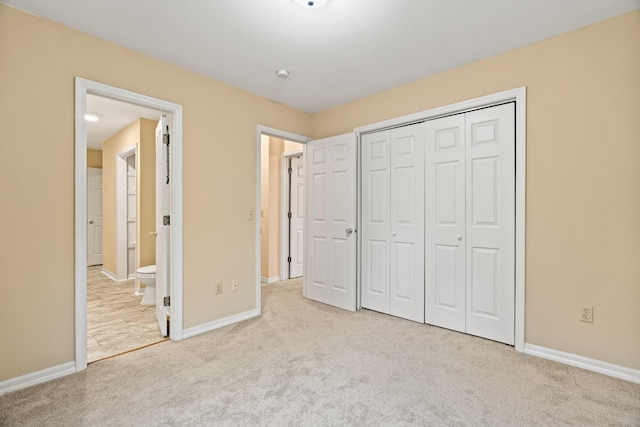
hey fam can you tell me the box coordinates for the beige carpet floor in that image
[1,279,639,426]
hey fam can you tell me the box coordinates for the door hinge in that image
[287,256,292,263]
[288,167,292,175]
[163,296,170,307]
[163,133,170,146]
[163,215,171,225]
[287,212,292,219]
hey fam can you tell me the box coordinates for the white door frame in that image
[256,126,311,307]
[355,87,527,352]
[280,149,304,281]
[115,146,136,283]
[75,77,184,373]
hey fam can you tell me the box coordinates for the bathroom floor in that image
[87,266,167,363]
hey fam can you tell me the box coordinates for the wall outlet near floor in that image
[580,306,593,323]
[232,279,239,292]
[215,281,223,295]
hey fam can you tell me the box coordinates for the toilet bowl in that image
[137,265,156,305]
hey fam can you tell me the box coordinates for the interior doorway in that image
[283,151,304,280]
[75,78,184,372]
[259,134,305,283]
[256,127,311,308]
[85,96,163,363]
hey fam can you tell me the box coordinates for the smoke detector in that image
[276,69,290,79]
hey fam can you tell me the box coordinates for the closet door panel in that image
[389,124,425,322]
[361,131,391,314]
[465,103,515,345]
[425,115,466,332]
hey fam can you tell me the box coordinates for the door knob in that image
[88,220,94,224]
[457,234,462,241]
[345,228,353,235]
[150,231,158,237]
[392,232,397,237]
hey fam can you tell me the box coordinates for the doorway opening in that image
[256,127,311,306]
[75,78,184,372]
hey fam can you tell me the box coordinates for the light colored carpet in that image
[1,279,639,426]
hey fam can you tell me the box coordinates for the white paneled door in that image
[361,123,425,322]
[361,130,391,314]
[305,133,357,311]
[289,155,304,278]
[87,167,103,266]
[425,103,515,345]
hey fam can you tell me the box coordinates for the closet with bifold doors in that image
[360,102,516,345]
[425,103,515,345]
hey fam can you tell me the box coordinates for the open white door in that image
[87,167,103,266]
[305,133,357,311]
[155,115,170,336]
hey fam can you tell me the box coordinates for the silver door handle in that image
[88,220,94,224]
[457,234,462,241]
[150,231,158,237]
[345,228,353,235]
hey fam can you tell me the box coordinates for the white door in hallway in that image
[289,155,304,278]
[361,124,425,322]
[425,103,515,345]
[305,133,357,311]
[155,115,170,337]
[87,167,103,266]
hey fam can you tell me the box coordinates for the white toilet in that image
[137,265,156,305]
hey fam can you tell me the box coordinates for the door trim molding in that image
[256,126,311,308]
[280,149,304,281]
[116,146,136,282]
[75,77,184,373]
[355,87,527,352]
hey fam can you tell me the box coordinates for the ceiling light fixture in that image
[276,69,290,78]
[84,113,99,122]
[294,0,328,8]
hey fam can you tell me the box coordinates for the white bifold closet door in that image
[361,123,425,323]
[425,103,515,345]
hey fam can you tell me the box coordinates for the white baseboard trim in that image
[524,343,640,384]
[101,267,118,281]
[261,276,280,284]
[0,362,76,395]
[182,309,260,339]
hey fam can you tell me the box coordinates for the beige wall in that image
[312,11,640,369]
[138,118,157,269]
[87,149,102,168]
[0,4,310,381]
[260,136,270,278]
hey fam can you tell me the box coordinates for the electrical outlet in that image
[215,281,223,295]
[580,306,593,323]
[232,279,239,291]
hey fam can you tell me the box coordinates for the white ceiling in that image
[5,0,639,119]
[85,95,163,150]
